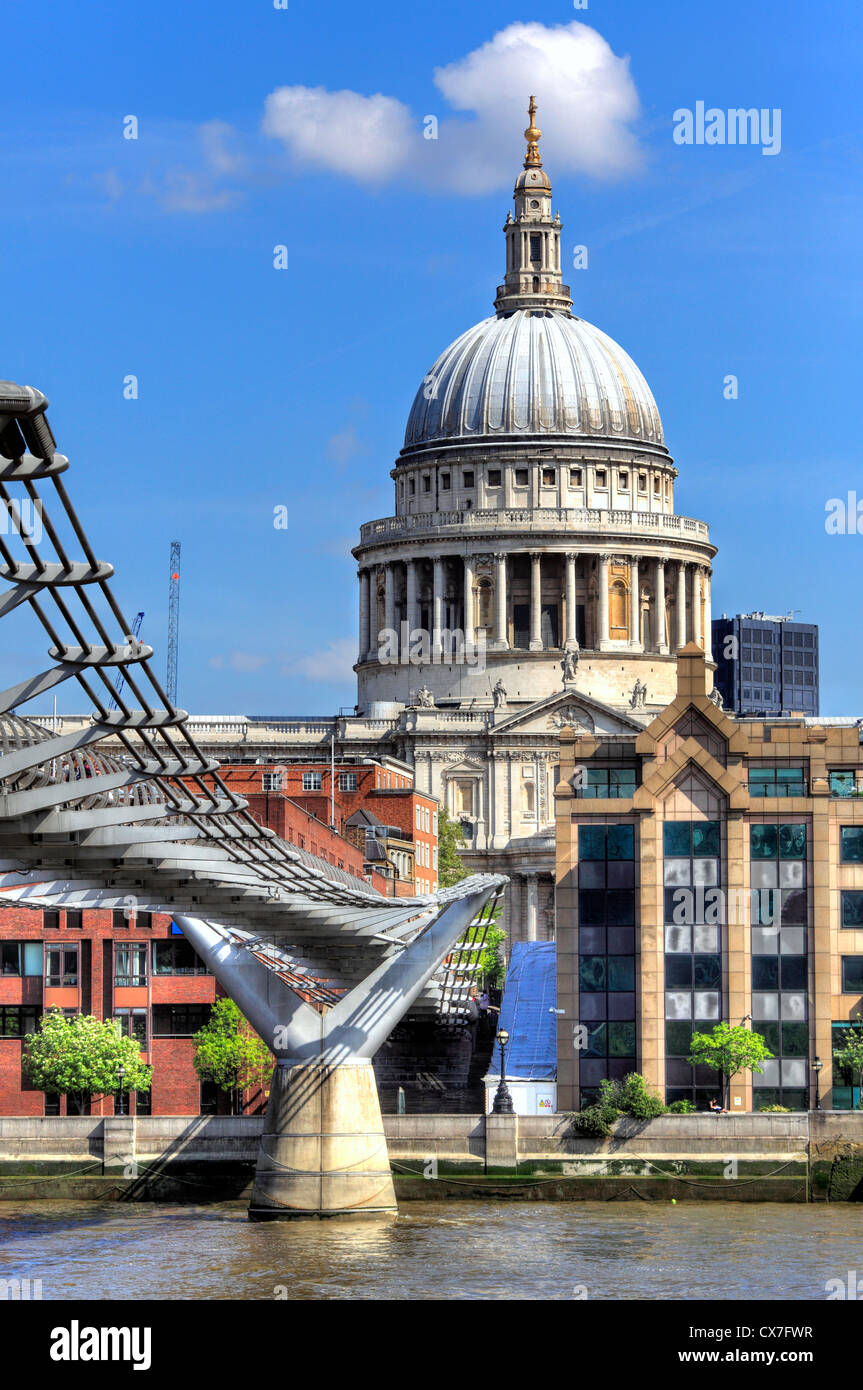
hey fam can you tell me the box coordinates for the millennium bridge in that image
[0,379,505,1219]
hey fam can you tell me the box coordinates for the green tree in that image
[23,1009,151,1114]
[437,806,468,887]
[833,1025,863,1108]
[687,1021,773,1108]
[192,998,273,1113]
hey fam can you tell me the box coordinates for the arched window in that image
[609,580,629,639]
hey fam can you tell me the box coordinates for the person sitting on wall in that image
[709,1098,729,1115]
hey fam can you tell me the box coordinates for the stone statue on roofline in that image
[492,678,507,710]
[417,684,435,708]
[561,643,579,685]
[629,679,647,710]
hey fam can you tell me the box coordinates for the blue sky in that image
[3,0,861,714]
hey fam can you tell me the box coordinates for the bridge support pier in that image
[176,884,497,1222]
[250,1058,396,1220]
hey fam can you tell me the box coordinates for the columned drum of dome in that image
[354,98,716,718]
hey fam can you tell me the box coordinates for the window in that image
[830,771,856,798]
[0,1006,38,1038]
[114,1009,148,1048]
[453,780,474,817]
[112,908,130,931]
[136,912,152,930]
[302,772,322,791]
[515,468,528,487]
[415,806,420,829]
[43,910,60,930]
[152,1004,211,1036]
[570,468,583,487]
[663,820,723,1105]
[576,823,637,1097]
[422,474,431,493]
[152,940,208,976]
[595,469,607,488]
[638,473,647,492]
[262,771,283,792]
[1,942,21,976]
[842,892,863,928]
[529,232,542,262]
[46,945,78,987]
[541,467,555,487]
[522,781,536,817]
[66,910,83,929]
[577,767,638,799]
[462,471,474,489]
[337,772,358,791]
[841,827,863,862]
[748,767,806,797]
[440,473,450,490]
[409,477,415,495]
[619,471,629,490]
[115,943,147,987]
[653,476,661,495]
[841,957,863,994]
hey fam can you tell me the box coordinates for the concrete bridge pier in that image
[175,885,497,1221]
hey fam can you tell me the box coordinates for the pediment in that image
[491,687,643,739]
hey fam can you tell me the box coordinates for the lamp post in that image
[116,1063,126,1117]
[813,1056,823,1112]
[492,1027,514,1115]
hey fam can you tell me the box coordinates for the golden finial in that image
[524,94,542,168]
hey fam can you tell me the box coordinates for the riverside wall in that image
[0,1112,859,1202]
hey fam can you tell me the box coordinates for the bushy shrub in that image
[757,1103,791,1113]
[562,1073,667,1136]
[618,1072,666,1119]
[667,1098,696,1114]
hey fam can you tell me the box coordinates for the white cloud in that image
[293,638,356,683]
[261,22,642,192]
[326,423,368,469]
[208,651,271,672]
[262,87,415,183]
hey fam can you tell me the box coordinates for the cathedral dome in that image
[404,309,665,450]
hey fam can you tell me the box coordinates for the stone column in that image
[529,552,543,650]
[432,557,444,658]
[676,561,687,649]
[384,564,396,649]
[598,553,611,650]
[704,569,712,655]
[463,556,475,645]
[369,568,380,660]
[691,565,702,649]
[655,558,669,654]
[406,559,419,640]
[495,553,508,648]
[629,555,640,648]
[526,872,539,941]
[358,569,370,662]
[565,551,577,644]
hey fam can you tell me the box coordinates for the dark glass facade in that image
[711,616,819,717]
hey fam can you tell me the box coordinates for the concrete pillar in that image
[495,553,508,648]
[369,568,380,660]
[629,555,640,648]
[691,565,702,649]
[406,560,419,639]
[463,556,474,645]
[358,569,370,662]
[676,561,687,649]
[655,558,668,654]
[433,557,444,657]
[529,552,543,650]
[485,1113,518,1171]
[103,1116,135,1175]
[565,551,577,644]
[598,554,610,650]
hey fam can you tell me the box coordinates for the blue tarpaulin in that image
[487,941,557,1080]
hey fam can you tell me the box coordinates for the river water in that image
[0,1201,859,1300]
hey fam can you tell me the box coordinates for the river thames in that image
[1,1201,860,1300]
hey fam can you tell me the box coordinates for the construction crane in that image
[108,611,144,710]
[167,540,181,706]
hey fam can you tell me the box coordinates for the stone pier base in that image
[249,1059,398,1221]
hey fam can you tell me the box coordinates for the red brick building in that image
[0,793,385,1117]
[215,758,440,895]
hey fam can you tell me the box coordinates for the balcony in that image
[359,506,711,546]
